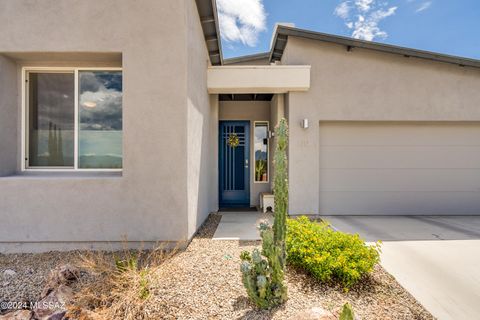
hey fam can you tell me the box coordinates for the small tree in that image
[240,118,289,309]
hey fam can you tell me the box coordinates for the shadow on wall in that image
[187,96,218,239]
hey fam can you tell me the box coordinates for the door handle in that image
[245,159,249,168]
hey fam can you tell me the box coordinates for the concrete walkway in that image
[325,215,480,320]
[213,211,273,240]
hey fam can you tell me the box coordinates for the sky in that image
[217,0,480,60]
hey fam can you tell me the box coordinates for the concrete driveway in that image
[324,216,480,320]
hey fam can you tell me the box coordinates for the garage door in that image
[319,122,480,215]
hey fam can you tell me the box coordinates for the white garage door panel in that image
[320,122,480,146]
[320,169,480,192]
[319,191,480,215]
[319,122,480,215]
[320,146,480,169]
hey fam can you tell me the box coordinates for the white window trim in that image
[21,66,123,172]
[253,121,269,184]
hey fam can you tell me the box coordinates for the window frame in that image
[21,67,123,172]
[253,121,269,184]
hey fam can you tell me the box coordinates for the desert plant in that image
[255,159,267,181]
[114,254,150,300]
[273,118,288,264]
[240,118,289,309]
[114,254,138,273]
[73,245,177,320]
[286,216,381,289]
[340,302,355,320]
[138,269,150,300]
[240,221,286,309]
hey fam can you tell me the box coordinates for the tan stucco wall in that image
[269,94,285,183]
[209,95,220,209]
[219,101,272,205]
[0,55,17,176]
[282,36,480,215]
[186,0,218,238]
[270,94,285,129]
[207,65,310,94]
[0,0,205,252]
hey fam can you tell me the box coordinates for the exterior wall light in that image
[301,118,309,129]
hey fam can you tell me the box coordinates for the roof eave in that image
[223,52,270,65]
[270,25,480,69]
[196,0,223,65]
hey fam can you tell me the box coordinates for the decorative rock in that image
[33,284,73,320]
[2,270,16,277]
[65,307,103,320]
[41,265,79,298]
[0,310,33,320]
[290,307,337,320]
[45,311,66,320]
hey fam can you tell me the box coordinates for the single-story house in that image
[1,0,479,252]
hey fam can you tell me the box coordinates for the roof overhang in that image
[223,52,270,65]
[195,0,223,65]
[196,2,480,69]
[270,25,480,69]
[207,65,311,94]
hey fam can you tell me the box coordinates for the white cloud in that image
[355,0,374,12]
[416,1,432,13]
[334,0,397,41]
[217,0,267,47]
[352,6,397,40]
[334,1,352,19]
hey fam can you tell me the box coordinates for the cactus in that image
[273,118,288,267]
[240,119,289,309]
[340,303,355,320]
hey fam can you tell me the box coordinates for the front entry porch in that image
[217,93,283,209]
[208,64,310,211]
[212,210,273,240]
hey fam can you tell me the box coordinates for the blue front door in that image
[219,121,250,207]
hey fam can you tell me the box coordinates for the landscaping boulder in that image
[41,265,79,298]
[290,307,337,320]
[33,284,73,320]
[0,310,33,320]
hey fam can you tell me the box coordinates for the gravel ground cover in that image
[1,213,435,319]
[146,214,433,319]
[0,251,80,303]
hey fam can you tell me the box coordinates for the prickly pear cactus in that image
[240,119,289,309]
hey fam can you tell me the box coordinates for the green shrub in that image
[286,216,381,289]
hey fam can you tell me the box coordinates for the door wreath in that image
[228,133,240,148]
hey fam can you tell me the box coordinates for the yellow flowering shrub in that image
[286,216,381,289]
